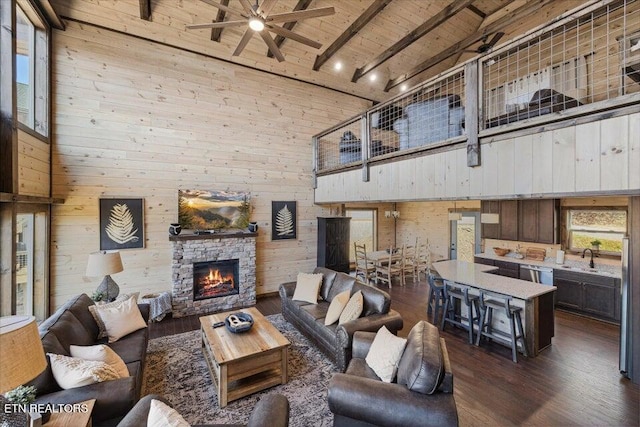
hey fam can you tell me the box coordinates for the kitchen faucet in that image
[582,248,596,269]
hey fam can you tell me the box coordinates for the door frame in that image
[450,211,481,260]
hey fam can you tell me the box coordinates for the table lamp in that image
[0,316,47,427]
[86,250,124,302]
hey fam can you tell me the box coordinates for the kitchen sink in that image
[559,265,610,275]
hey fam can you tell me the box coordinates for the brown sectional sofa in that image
[27,294,150,426]
[279,267,403,372]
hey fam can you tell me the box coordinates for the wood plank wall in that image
[316,112,640,203]
[17,129,50,197]
[50,21,370,309]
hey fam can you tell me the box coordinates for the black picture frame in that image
[271,201,296,240]
[99,198,145,250]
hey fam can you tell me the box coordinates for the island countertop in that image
[432,260,556,300]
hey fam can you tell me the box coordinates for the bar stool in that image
[426,271,445,324]
[475,291,528,363]
[440,281,480,344]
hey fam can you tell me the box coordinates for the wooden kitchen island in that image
[433,260,556,356]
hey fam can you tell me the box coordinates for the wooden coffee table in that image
[200,307,290,407]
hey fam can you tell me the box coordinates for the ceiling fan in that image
[186,0,335,62]
[465,32,505,54]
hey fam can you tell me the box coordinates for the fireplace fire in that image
[193,259,239,301]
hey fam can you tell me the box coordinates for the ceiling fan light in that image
[249,17,264,32]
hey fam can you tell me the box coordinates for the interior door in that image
[450,212,481,261]
[346,209,376,263]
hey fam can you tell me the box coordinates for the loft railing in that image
[313,0,640,178]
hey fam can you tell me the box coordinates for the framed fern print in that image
[99,198,144,250]
[271,201,296,240]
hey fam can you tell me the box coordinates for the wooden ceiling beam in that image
[211,0,230,42]
[139,0,151,21]
[351,0,475,83]
[313,0,393,71]
[384,0,554,92]
[267,0,313,58]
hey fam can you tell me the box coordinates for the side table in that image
[44,399,95,427]
[140,291,172,322]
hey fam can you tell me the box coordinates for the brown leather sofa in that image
[328,321,459,427]
[279,267,403,372]
[27,294,150,426]
[117,393,290,427]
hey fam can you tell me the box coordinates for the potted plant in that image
[4,385,50,423]
[590,240,602,251]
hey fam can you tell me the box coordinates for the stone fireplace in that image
[170,231,257,318]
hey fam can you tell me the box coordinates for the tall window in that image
[347,209,377,262]
[15,4,48,137]
[567,209,627,255]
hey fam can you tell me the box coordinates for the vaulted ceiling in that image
[51,0,589,102]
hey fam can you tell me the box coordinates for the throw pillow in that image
[365,326,407,383]
[69,344,129,378]
[292,273,323,305]
[324,290,350,326]
[147,399,190,427]
[48,353,120,390]
[89,294,138,339]
[90,296,147,343]
[338,290,363,324]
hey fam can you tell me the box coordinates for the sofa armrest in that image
[336,310,403,350]
[328,374,458,427]
[116,394,168,427]
[137,303,151,323]
[34,376,138,424]
[352,331,376,359]
[279,282,296,299]
[247,393,290,427]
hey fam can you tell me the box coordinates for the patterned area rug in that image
[143,314,335,426]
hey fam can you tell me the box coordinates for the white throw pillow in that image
[324,290,351,326]
[148,399,190,427]
[365,326,407,383]
[70,344,129,378]
[89,295,139,339]
[90,296,147,343]
[48,353,120,390]
[292,273,323,304]
[338,290,363,325]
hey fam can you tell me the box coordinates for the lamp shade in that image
[0,316,47,393]
[481,213,500,224]
[86,251,124,277]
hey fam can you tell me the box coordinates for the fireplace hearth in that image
[193,259,239,301]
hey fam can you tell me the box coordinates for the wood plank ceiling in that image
[53,0,588,102]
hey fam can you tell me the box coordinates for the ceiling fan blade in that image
[267,7,335,24]
[267,25,322,49]
[257,0,278,16]
[260,32,285,62]
[186,20,248,30]
[488,32,505,47]
[233,28,255,57]
[200,0,246,18]
[237,0,255,15]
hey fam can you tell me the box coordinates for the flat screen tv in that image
[178,190,250,230]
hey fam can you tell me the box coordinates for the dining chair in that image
[375,245,405,289]
[403,243,417,283]
[414,241,431,282]
[354,242,376,285]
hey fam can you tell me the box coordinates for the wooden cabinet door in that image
[518,199,539,242]
[499,200,518,241]
[481,201,500,239]
[474,257,495,266]
[537,199,557,244]
[495,260,520,278]
[317,217,351,273]
[554,277,583,310]
[583,281,617,321]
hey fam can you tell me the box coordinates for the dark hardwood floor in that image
[149,279,639,426]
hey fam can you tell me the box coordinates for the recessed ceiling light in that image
[334,61,342,71]
[369,74,377,82]
[400,84,408,91]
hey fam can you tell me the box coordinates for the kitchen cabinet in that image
[317,217,351,273]
[481,199,558,243]
[554,270,620,323]
[474,257,495,266]
[494,260,520,278]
